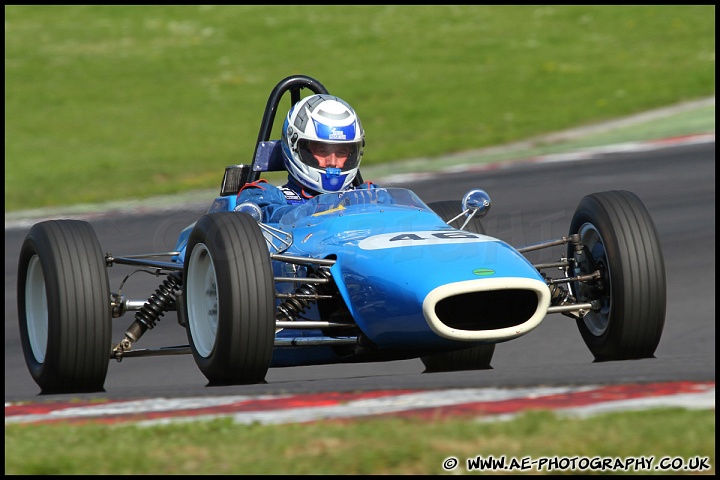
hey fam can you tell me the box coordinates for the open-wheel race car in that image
[17,75,667,394]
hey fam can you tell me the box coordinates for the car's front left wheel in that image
[184,212,275,385]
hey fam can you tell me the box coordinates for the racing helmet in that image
[281,94,364,194]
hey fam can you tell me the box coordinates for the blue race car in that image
[17,75,667,393]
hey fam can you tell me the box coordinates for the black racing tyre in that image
[183,212,275,385]
[17,220,112,394]
[420,200,495,372]
[568,190,666,361]
[421,344,495,373]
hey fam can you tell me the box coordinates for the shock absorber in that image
[276,268,333,322]
[112,272,182,358]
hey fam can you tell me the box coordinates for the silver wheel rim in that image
[25,255,48,363]
[186,243,219,358]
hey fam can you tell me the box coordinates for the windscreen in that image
[278,188,431,225]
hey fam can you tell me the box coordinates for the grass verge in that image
[4,408,715,474]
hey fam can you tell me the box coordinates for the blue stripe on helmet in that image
[314,121,356,141]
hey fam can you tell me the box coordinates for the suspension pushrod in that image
[270,253,336,266]
[533,261,570,269]
[546,271,601,285]
[275,293,334,300]
[117,252,181,258]
[275,276,330,283]
[517,234,579,253]
[547,302,594,314]
[275,321,356,329]
[106,255,184,271]
[274,336,358,346]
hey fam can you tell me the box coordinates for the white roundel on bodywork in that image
[358,230,493,250]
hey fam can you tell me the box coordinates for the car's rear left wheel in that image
[17,220,112,393]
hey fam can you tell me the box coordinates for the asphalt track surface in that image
[4,140,715,404]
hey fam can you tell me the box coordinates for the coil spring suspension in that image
[135,272,182,331]
[113,272,183,357]
[276,268,332,322]
[549,280,575,307]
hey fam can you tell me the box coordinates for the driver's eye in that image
[334,145,351,156]
[310,143,351,157]
[314,144,331,155]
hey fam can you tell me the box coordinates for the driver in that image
[235,94,376,223]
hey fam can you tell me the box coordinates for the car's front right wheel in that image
[568,190,666,361]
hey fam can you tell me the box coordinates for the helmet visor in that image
[298,140,362,172]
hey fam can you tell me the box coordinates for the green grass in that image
[4,5,715,211]
[5,408,715,475]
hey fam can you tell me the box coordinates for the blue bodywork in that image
[173,188,547,367]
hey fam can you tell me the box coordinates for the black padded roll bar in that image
[248,75,328,183]
[247,75,363,186]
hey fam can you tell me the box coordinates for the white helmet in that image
[281,94,364,194]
